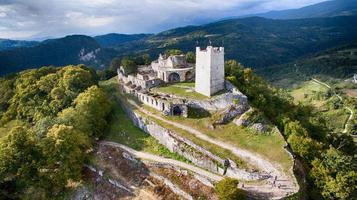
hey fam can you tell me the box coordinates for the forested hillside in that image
[0,35,117,76]
[248,0,357,19]
[0,39,39,51]
[0,66,112,199]
[225,60,356,199]
[258,43,357,87]
[109,16,357,69]
[1,16,357,77]
[94,33,152,48]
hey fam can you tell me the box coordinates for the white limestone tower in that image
[195,46,225,97]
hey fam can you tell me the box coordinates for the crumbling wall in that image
[119,100,261,181]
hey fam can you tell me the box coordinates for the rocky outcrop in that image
[188,91,248,111]
[119,100,261,181]
[213,105,249,126]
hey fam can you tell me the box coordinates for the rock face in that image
[119,100,261,181]
[213,105,249,126]
[251,123,268,133]
[187,91,248,111]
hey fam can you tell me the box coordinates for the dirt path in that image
[312,78,354,133]
[101,141,223,182]
[126,99,299,199]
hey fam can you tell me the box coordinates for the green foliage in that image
[59,85,111,138]
[110,57,121,72]
[134,53,151,65]
[225,60,356,199]
[40,124,90,190]
[0,127,38,185]
[287,133,322,161]
[258,44,357,88]
[215,178,246,200]
[0,75,16,115]
[185,51,195,63]
[1,66,97,124]
[165,49,183,56]
[0,66,113,199]
[310,147,357,200]
[120,57,137,74]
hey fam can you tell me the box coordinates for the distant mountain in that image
[111,16,357,69]
[0,35,117,75]
[251,0,357,19]
[94,33,152,48]
[1,16,357,76]
[257,43,357,87]
[0,39,39,51]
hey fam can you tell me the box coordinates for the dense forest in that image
[0,66,112,199]
[225,60,356,199]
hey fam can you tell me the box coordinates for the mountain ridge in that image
[240,0,357,19]
[1,16,357,76]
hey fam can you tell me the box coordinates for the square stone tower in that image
[195,46,225,97]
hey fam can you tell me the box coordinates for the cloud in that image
[0,0,327,40]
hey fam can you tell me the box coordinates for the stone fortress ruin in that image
[117,46,248,117]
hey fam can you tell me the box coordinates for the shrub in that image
[215,178,246,200]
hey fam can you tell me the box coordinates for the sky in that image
[0,0,327,40]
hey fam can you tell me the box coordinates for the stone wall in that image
[119,99,261,181]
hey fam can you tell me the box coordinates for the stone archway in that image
[185,71,193,81]
[172,106,182,116]
[168,72,180,83]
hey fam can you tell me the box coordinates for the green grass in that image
[106,78,292,172]
[115,90,251,169]
[139,104,292,172]
[166,115,292,172]
[322,108,350,132]
[140,103,292,172]
[151,82,209,100]
[290,80,329,107]
[290,80,351,133]
[99,78,190,163]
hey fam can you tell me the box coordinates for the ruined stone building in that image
[117,46,229,117]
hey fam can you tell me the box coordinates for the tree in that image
[121,57,137,75]
[310,147,357,200]
[40,124,90,193]
[186,51,195,63]
[287,132,322,161]
[142,54,151,65]
[215,178,246,200]
[110,57,121,72]
[0,127,39,189]
[166,49,183,56]
[67,85,111,137]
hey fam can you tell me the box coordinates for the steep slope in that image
[94,33,152,48]
[258,43,357,87]
[0,35,117,75]
[251,0,357,19]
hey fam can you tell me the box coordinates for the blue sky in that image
[0,0,327,40]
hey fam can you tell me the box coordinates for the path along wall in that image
[119,99,261,181]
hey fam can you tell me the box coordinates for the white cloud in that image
[0,0,328,39]
[65,12,114,27]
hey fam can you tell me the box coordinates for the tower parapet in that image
[195,46,225,97]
